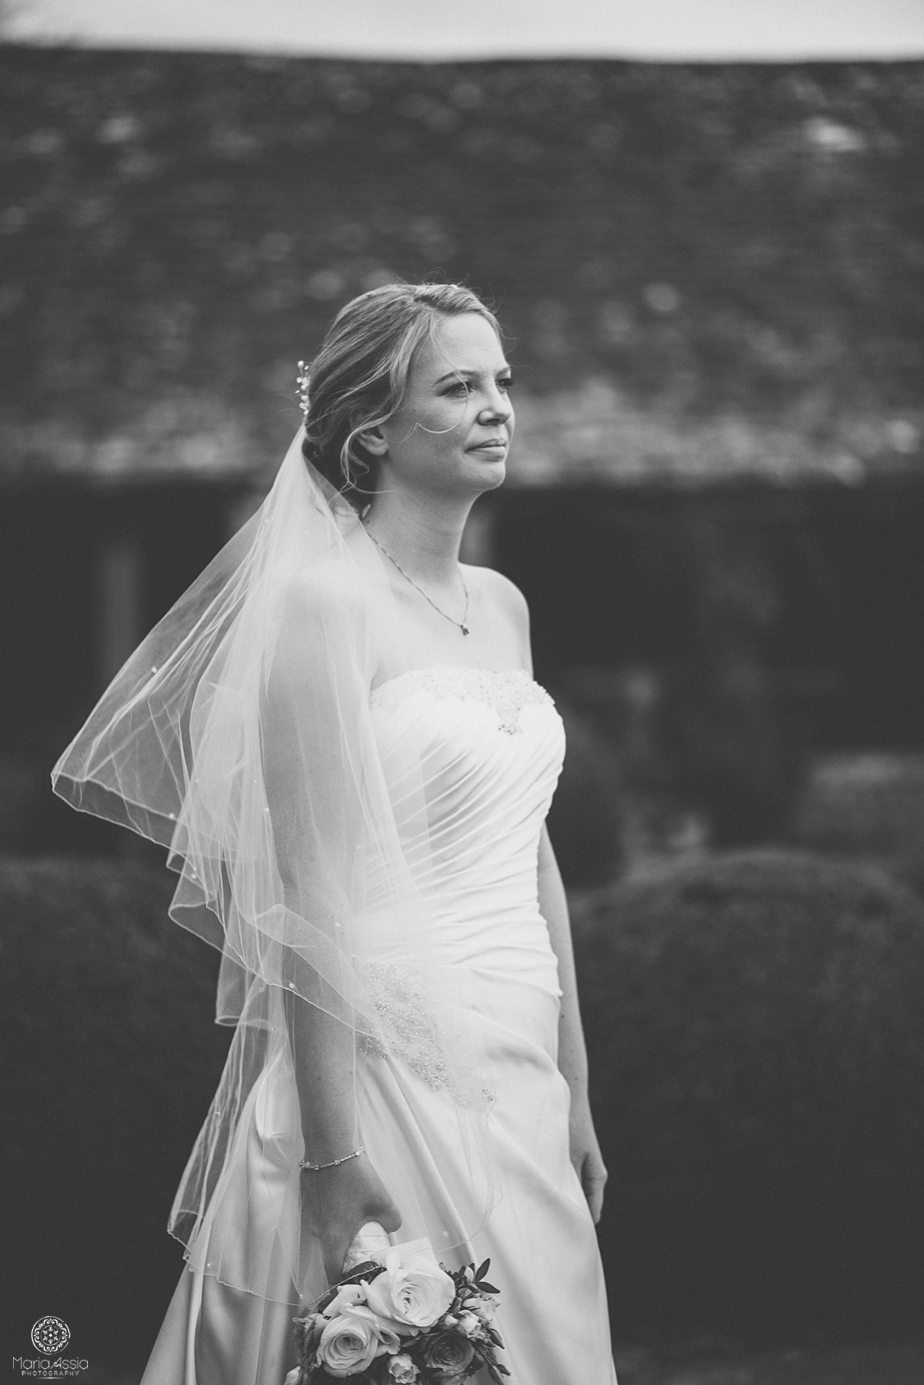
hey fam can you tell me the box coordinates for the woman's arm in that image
[487,565,608,1222]
[263,574,402,1282]
[284,988,401,1283]
[538,824,609,1223]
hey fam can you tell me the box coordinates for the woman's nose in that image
[480,388,512,422]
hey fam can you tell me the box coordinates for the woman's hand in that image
[300,1153,402,1283]
[569,1098,608,1224]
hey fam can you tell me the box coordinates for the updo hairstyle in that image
[301,281,501,510]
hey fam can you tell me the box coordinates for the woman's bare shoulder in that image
[267,562,371,684]
[464,565,531,663]
[273,556,367,618]
[465,564,529,618]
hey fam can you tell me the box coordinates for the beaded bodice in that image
[370,664,556,736]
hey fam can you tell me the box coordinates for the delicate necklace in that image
[364,525,470,636]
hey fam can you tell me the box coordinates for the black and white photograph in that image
[3,2,924,1382]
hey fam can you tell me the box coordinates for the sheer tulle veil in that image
[51,428,497,1305]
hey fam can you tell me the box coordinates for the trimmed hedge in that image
[792,753,924,901]
[3,856,230,1371]
[574,848,924,1339]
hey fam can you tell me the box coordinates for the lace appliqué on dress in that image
[371,666,554,736]
[361,961,495,1107]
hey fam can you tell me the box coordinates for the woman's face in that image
[373,312,514,499]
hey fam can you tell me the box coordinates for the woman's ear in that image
[356,424,388,456]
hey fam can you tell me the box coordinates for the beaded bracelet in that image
[298,1145,366,1172]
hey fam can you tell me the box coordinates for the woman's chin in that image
[470,458,507,492]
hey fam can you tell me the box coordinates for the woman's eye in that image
[442,375,513,397]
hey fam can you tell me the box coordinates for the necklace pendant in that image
[364,523,471,636]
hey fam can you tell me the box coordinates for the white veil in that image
[51,430,496,1305]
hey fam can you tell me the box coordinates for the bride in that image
[52,282,617,1384]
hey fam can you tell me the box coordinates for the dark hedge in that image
[3,855,230,1371]
[574,848,924,1340]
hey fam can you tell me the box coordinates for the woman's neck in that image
[362,487,473,586]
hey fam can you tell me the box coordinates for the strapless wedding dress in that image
[140,667,617,1385]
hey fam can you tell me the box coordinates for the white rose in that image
[316,1306,400,1377]
[323,1283,366,1318]
[388,1354,420,1383]
[456,1311,480,1338]
[364,1244,455,1333]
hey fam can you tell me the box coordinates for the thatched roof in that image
[1,46,922,484]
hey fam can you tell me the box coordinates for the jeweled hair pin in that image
[295,360,310,421]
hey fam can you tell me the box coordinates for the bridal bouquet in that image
[287,1239,508,1384]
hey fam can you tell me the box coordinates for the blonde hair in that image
[301,281,501,508]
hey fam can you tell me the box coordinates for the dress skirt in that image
[139,961,617,1385]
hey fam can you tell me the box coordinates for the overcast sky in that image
[9,0,924,61]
